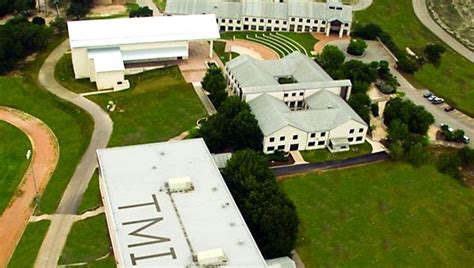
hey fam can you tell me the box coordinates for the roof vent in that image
[197,249,228,266]
[328,104,332,109]
[168,176,193,193]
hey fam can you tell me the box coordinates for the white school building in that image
[225,52,368,154]
[96,139,268,267]
[166,0,352,37]
[67,14,220,91]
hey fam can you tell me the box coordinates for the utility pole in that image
[26,149,40,211]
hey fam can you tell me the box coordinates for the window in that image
[359,128,364,133]
[299,92,304,96]
[245,18,248,21]
[293,135,298,140]
[299,18,303,22]
[356,136,363,141]
[277,145,285,150]
[292,92,296,96]
[349,129,354,134]
[260,19,264,22]
[280,136,285,141]
[314,20,318,24]
[341,146,347,149]
[268,19,272,23]
[284,93,288,97]
[308,142,315,147]
[275,20,280,24]
[291,18,295,22]
[283,21,287,25]
[320,132,326,137]
[267,146,275,151]
[318,141,325,146]
[269,137,275,142]
[348,137,354,142]
[252,18,257,22]
[310,133,316,138]
[306,19,311,23]
[237,20,241,24]
[229,19,233,23]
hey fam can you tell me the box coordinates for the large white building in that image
[96,139,267,267]
[67,15,220,90]
[166,0,352,37]
[225,52,368,154]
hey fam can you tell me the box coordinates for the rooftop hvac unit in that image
[168,176,193,192]
[196,248,228,266]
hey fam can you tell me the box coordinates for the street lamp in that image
[26,149,40,210]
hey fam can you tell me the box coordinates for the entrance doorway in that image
[290,144,299,151]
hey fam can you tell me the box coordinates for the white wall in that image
[71,47,89,79]
[330,120,367,145]
[96,71,125,90]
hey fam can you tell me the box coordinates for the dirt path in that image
[225,39,279,60]
[0,107,59,268]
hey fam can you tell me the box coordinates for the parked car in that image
[428,95,437,101]
[444,106,454,112]
[462,136,471,144]
[423,90,432,98]
[432,97,444,105]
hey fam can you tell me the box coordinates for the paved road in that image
[329,39,474,148]
[136,0,161,15]
[412,0,474,63]
[34,40,113,268]
[272,152,389,177]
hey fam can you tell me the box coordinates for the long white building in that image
[166,0,352,37]
[97,139,267,267]
[67,14,220,90]
[225,52,368,154]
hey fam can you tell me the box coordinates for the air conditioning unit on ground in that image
[196,248,227,266]
[168,176,193,192]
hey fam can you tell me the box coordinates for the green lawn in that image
[0,47,93,216]
[59,215,111,265]
[213,41,240,64]
[355,0,474,116]
[152,0,166,11]
[220,31,318,57]
[78,171,101,214]
[55,54,97,94]
[87,66,206,147]
[279,161,474,266]
[8,220,51,268]
[0,121,31,215]
[300,141,372,163]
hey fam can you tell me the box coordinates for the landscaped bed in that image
[87,66,207,147]
[301,141,372,163]
[355,0,474,116]
[279,161,474,266]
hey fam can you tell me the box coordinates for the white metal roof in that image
[121,47,188,62]
[97,139,267,268]
[87,48,125,73]
[68,14,220,48]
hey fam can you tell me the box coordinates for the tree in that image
[230,109,263,151]
[50,16,67,35]
[13,0,36,14]
[201,66,227,109]
[352,23,383,40]
[388,141,404,160]
[378,60,390,78]
[453,129,465,142]
[342,60,377,84]
[347,38,367,56]
[406,143,429,167]
[32,16,46,26]
[223,150,299,258]
[348,93,371,124]
[458,147,474,166]
[436,153,461,179]
[67,2,89,19]
[424,43,446,64]
[387,119,408,142]
[129,6,153,17]
[316,45,345,79]
[384,98,434,136]
[397,56,418,74]
[371,103,379,117]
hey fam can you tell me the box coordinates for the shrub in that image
[397,56,419,74]
[347,38,367,56]
[375,79,396,94]
[424,43,446,64]
[201,66,227,109]
[129,6,153,17]
[436,153,461,179]
[32,16,46,26]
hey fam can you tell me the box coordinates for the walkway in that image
[225,39,279,60]
[273,152,389,177]
[312,33,350,54]
[412,0,474,63]
[326,39,474,148]
[0,107,59,268]
[35,40,113,268]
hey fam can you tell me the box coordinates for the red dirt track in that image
[0,107,59,267]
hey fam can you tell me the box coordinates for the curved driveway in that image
[34,40,113,268]
[412,0,474,62]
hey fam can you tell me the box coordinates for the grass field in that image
[301,142,372,163]
[0,121,31,215]
[355,0,474,116]
[279,161,474,266]
[221,31,318,57]
[78,171,101,214]
[213,41,240,64]
[59,215,111,265]
[8,220,50,268]
[87,66,206,147]
[55,54,96,94]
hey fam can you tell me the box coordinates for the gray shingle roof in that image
[165,0,352,22]
[248,90,367,136]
